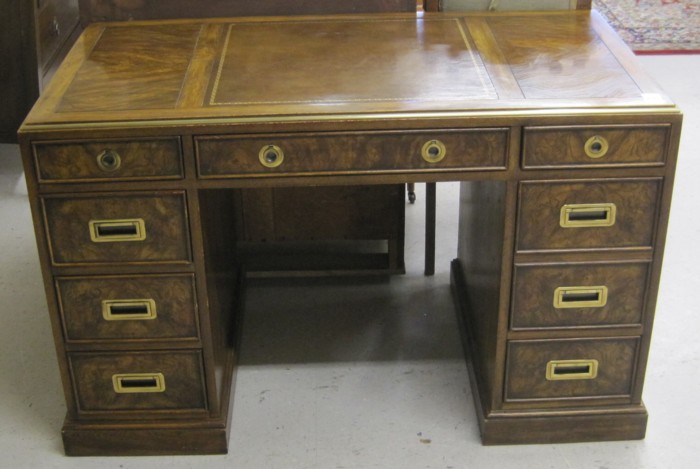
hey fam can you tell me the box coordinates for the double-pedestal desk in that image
[19,11,682,455]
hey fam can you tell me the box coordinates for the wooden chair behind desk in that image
[78,0,423,276]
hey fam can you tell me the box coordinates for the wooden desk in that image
[19,11,682,455]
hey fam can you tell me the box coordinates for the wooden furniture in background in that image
[0,0,80,143]
[19,10,681,455]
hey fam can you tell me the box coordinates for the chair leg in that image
[407,182,416,204]
[424,182,436,276]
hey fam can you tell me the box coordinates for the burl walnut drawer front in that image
[511,262,650,330]
[522,125,669,168]
[517,179,661,252]
[69,351,207,415]
[56,274,199,342]
[195,129,508,177]
[505,338,639,402]
[42,192,191,265]
[34,138,183,182]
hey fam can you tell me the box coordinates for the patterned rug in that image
[593,0,700,54]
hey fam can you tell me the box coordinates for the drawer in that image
[42,192,191,265]
[37,0,79,71]
[69,351,207,415]
[56,274,199,342]
[505,338,639,402]
[196,129,508,177]
[516,179,661,252]
[34,138,183,182]
[522,125,669,168]
[511,262,650,330]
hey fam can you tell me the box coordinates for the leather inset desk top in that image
[25,11,673,128]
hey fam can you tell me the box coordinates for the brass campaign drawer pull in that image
[102,299,157,321]
[560,203,616,228]
[553,286,608,309]
[584,135,610,159]
[422,139,447,163]
[258,144,284,168]
[546,359,599,381]
[112,373,166,393]
[89,219,146,243]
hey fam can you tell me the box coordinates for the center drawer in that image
[195,129,508,177]
[42,192,192,265]
[56,274,199,343]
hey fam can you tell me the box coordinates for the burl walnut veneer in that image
[19,11,681,455]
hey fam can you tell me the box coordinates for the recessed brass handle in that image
[102,299,157,321]
[112,373,166,393]
[546,359,599,381]
[560,203,616,228]
[421,139,447,163]
[96,149,122,172]
[258,145,284,168]
[553,286,608,309]
[89,219,146,243]
[584,135,609,159]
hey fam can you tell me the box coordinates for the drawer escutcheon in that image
[421,139,447,163]
[546,359,599,381]
[258,145,285,168]
[112,373,166,393]
[553,286,608,309]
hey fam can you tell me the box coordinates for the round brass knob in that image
[96,149,121,172]
[258,145,284,168]
[421,139,447,164]
[584,135,609,159]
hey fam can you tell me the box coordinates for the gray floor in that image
[1,54,699,468]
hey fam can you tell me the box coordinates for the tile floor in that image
[0,54,698,468]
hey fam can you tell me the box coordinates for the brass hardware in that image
[546,359,599,381]
[112,373,166,393]
[553,286,608,309]
[96,149,122,172]
[258,145,284,168]
[584,135,609,159]
[89,219,146,243]
[560,203,616,228]
[102,299,157,321]
[421,139,447,163]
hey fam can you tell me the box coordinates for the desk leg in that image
[425,182,436,276]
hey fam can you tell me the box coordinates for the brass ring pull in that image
[258,145,284,168]
[421,139,447,163]
[96,149,122,172]
[584,135,609,159]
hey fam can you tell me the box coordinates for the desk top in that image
[22,11,678,130]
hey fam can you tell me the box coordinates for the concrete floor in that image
[1,54,698,468]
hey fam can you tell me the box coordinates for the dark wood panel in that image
[522,125,669,169]
[57,274,199,342]
[43,192,192,265]
[78,0,417,23]
[511,262,650,330]
[196,129,508,177]
[505,338,639,402]
[69,350,207,414]
[35,137,183,182]
[517,179,661,252]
